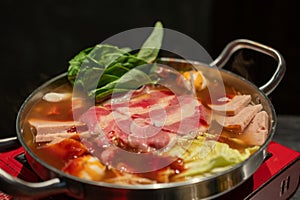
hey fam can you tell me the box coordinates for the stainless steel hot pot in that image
[0,39,285,199]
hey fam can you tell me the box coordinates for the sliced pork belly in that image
[209,95,251,116]
[28,119,88,142]
[79,106,128,134]
[79,86,211,152]
[237,111,269,145]
[120,95,206,132]
[215,104,263,133]
[110,92,210,135]
[105,88,177,117]
[81,108,173,152]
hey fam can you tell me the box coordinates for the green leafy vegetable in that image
[67,47,93,85]
[67,21,164,102]
[137,21,163,63]
[90,68,153,100]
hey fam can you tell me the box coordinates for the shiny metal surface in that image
[0,168,67,198]
[210,39,286,95]
[0,39,285,199]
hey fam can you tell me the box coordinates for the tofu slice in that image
[209,95,251,116]
[238,111,269,146]
[28,119,87,142]
[215,104,263,133]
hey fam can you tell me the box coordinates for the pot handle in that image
[0,168,68,198]
[0,137,20,152]
[210,39,286,95]
[0,137,84,198]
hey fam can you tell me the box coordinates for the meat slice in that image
[215,104,263,133]
[80,105,172,152]
[100,117,172,152]
[105,89,177,118]
[148,96,210,135]
[28,119,87,142]
[237,111,269,145]
[79,106,128,134]
[209,95,251,116]
[79,86,210,152]
[112,94,210,135]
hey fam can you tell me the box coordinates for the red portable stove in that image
[0,142,299,200]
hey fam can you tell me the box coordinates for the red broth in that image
[22,75,263,184]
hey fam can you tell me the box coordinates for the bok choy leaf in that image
[67,21,164,102]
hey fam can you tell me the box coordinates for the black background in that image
[0,0,299,138]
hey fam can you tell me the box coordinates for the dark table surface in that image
[274,115,300,153]
[273,115,300,200]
